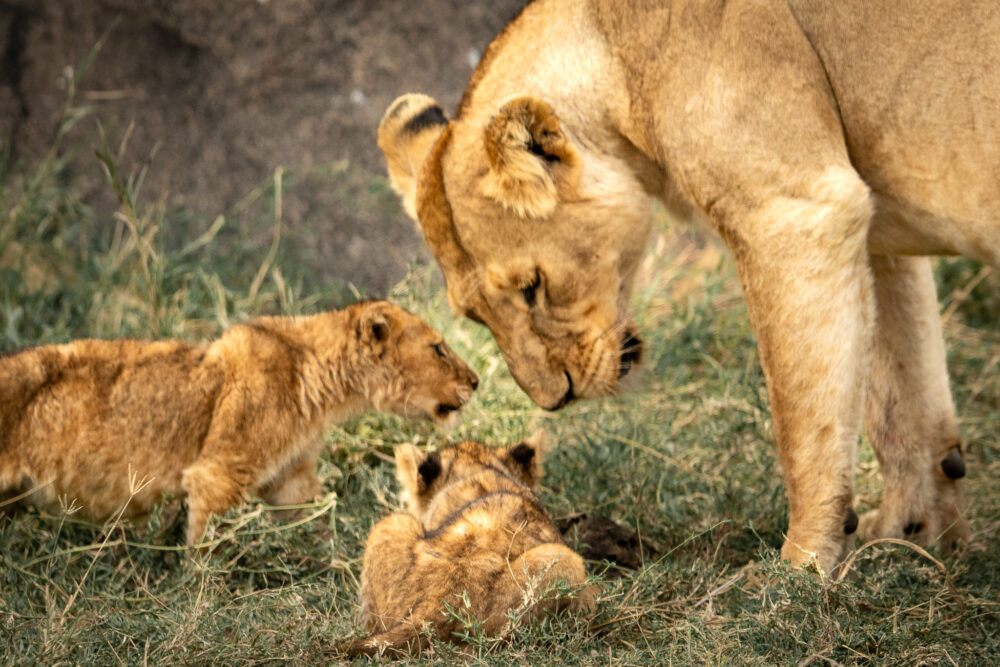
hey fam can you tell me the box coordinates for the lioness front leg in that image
[724,169,875,573]
[861,255,968,548]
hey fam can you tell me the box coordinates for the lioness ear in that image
[503,428,546,487]
[357,308,391,358]
[379,94,450,221]
[481,96,580,219]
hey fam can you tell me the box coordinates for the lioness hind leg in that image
[860,255,968,549]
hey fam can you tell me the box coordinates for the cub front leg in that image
[723,168,875,574]
[180,383,280,547]
[508,543,594,618]
[861,254,968,548]
[181,457,250,546]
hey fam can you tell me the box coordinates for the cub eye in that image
[520,273,540,308]
[431,342,447,358]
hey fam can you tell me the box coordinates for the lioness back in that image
[348,433,593,657]
[0,301,478,545]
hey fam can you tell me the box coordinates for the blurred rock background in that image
[0,0,525,295]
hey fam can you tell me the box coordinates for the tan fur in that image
[0,301,478,545]
[379,0,1000,573]
[479,96,581,219]
[345,432,593,657]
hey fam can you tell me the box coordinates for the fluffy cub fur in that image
[346,432,593,657]
[0,300,478,545]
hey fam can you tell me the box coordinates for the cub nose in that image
[468,372,479,392]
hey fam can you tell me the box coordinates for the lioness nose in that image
[469,373,479,391]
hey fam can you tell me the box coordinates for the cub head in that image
[350,300,478,423]
[393,430,546,520]
[379,94,652,410]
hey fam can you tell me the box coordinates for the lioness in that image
[345,432,592,656]
[0,300,478,545]
[378,1,1000,573]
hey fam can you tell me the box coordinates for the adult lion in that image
[378,0,999,574]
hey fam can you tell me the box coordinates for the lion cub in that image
[348,432,593,656]
[0,300,478,545]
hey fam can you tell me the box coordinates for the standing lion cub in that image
[345,432,593,657]
[0,300,478,545]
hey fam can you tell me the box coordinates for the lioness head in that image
[379,95,652,409]
[393,429,545,522]
[349,301,478,423]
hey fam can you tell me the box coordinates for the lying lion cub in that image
[0,300,478,545]
[346,432,593,656]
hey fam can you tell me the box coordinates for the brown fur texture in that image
[378,0,999,574]
[344,432,593,657]
[0,300,478,545]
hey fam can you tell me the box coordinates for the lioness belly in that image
[868,195,1000,265]
[788,0,1000,264]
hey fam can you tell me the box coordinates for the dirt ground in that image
[0,0,526,294]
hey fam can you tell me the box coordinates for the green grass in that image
[1,100,998,664]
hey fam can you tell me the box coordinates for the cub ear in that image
[394,442,421,513]
[416,452,443,491]
[503,428,546,487]
[394,443,442,512]
[356,308,391,358]
[379,94,450,221]
[481,96,580,219]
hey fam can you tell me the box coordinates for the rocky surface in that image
[0,0,526,294]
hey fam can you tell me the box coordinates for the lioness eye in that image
[521,274,540,308]
[431,342,447,358]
